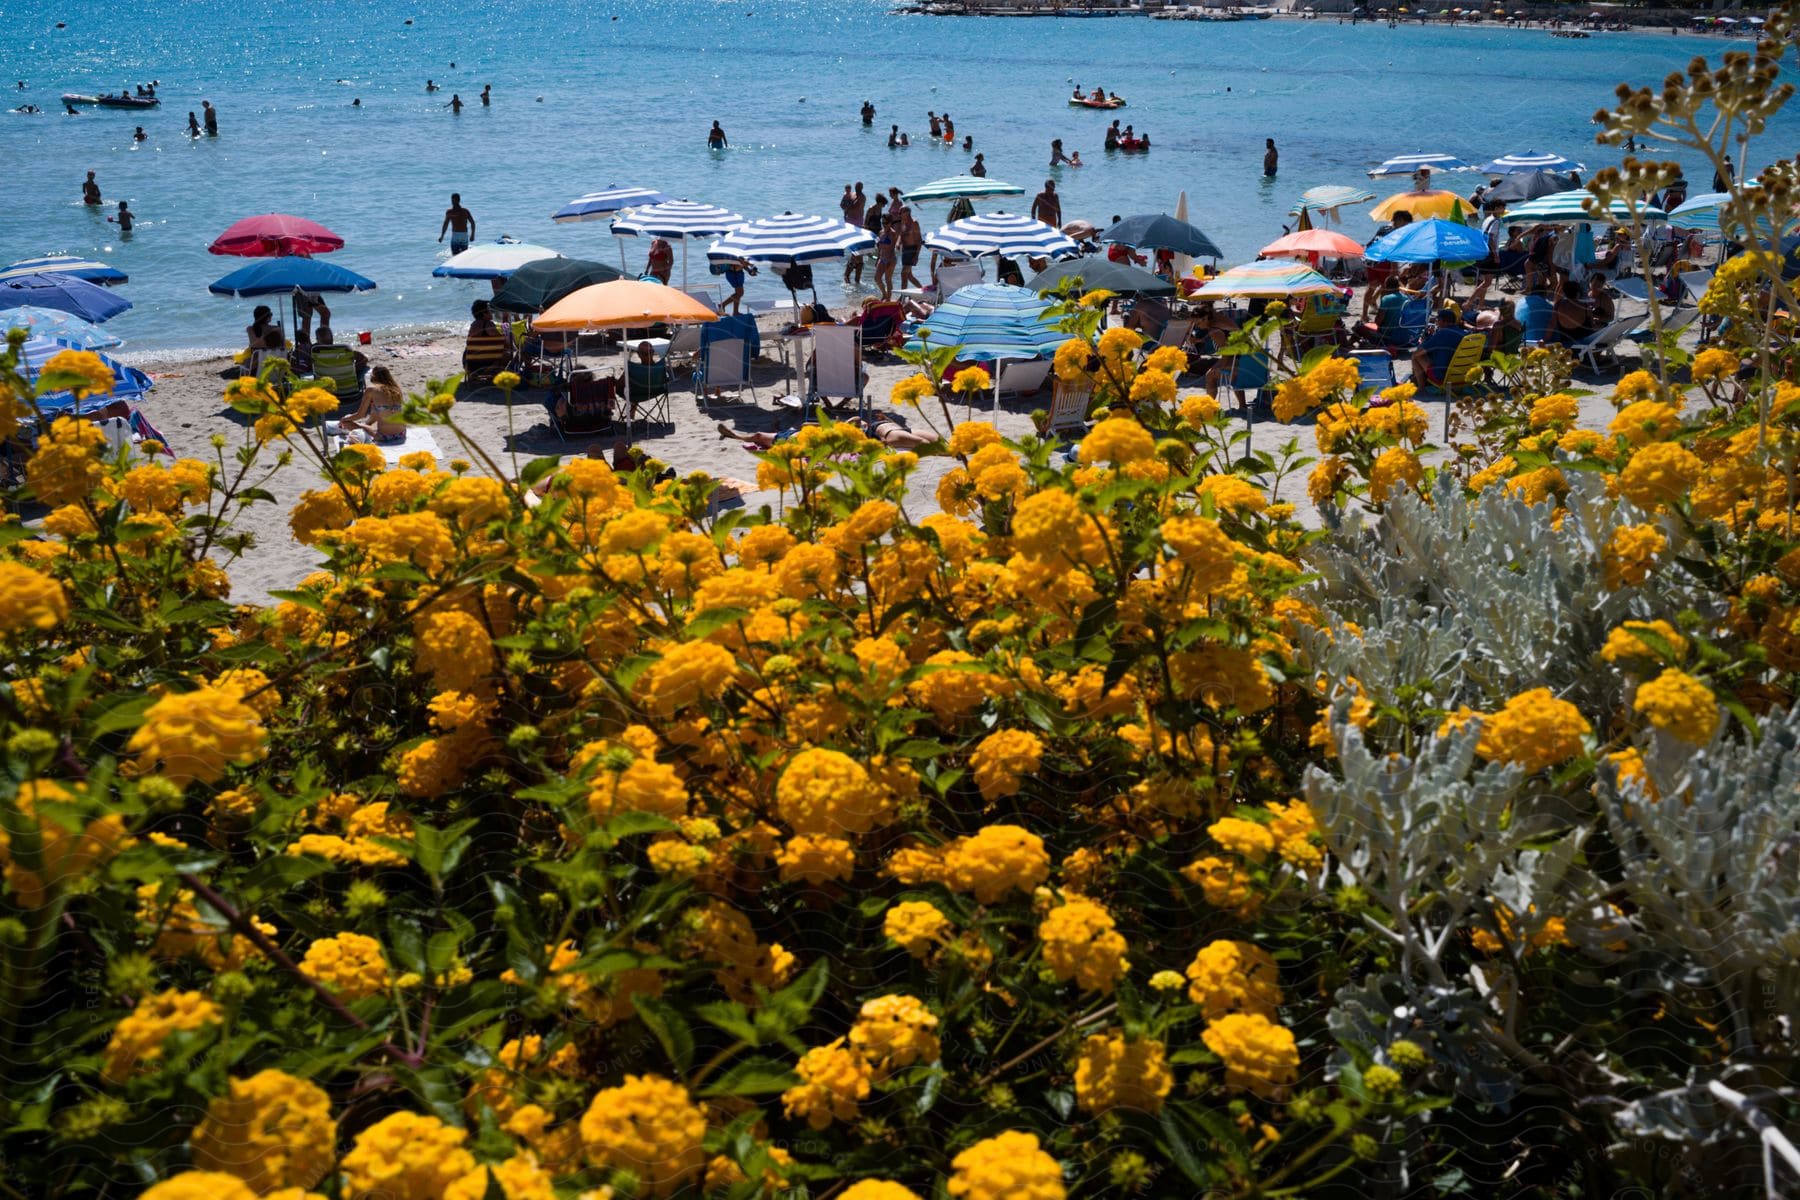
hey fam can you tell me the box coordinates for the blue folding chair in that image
[1349,350,1397,392]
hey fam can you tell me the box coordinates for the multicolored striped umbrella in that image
[902,175,1026,203]
[926,213,1078,260]
[1501,193,1667,224]
[903,283,1072,361]
[0,256,128,286]
[706,213,875,267]
[1192,260,1341,298]
[552,187,673,223]
[0,305,122,348]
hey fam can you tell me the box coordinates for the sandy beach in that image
[123,306,1647,604]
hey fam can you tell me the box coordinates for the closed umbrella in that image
[552,186,673,223]
[0,273,132,323]
[1363,218,1488,262]
[1025,258,1177,297]
[903,175,1027,203]
[1501,194,1666,224]
[1368,153,1474,178]
[926,213,1079,260]
[209,213,345,258]
[490,258,624,315]
[1481,149,1585,174]
[1261,229,1365,260]
[433,241,562,280]
[1192,261,1340,298]
[208,257,376,297]
[0,256,127,286]
[1485,171,1578,204]
[1172,190,1195,281]
[0,305,122,348]
[1100,213,1224,259]
[1369,189,1472,222]
[18,335,151,415]
[903,283,1073,413]
[610,200,745,288]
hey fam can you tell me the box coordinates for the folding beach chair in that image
[624,359,671,432]
[461,333,511,384]
[1569,315,1645,375]
[1415,332,1488,438]
[1218,350,1273,412]
[1519,294,1555,347]
[1045,379,1094,438]
[1610,277,1653,305]
[1349,349,1397,392]
[310,345,363,407]
[1155,318,1196,352]
[547,371,615,441]
[995,359,1052,400]
[807,324,866,418]
[932,263,983,302]
[698,337,758,407]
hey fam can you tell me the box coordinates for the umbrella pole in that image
[621,330,633,445]
[681,240,689,291]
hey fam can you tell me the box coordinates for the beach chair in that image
[995,359,1052,400]
[698,337,758,407]
[1628,306,1699,345]
[624,359,671,432]
[1415,332,1488,438]
[1218,350,1273,411]
[932,263,983,302]
[547,371,615,441]
[666,323,704,373]
[1349,349,1396,392]
[808,324,866,416]
[310,345,362,406]
[1678,268,1715,304]
[682,287,721,314]
[1519,294,1555,346]
[1155,318,1196,352]
[849,301,905,351]
[1568,315,1644,374]
[1385,297,1429,351]
[1610,277,1653,305]
[1046,379,1094,438]
[461,333,511,384]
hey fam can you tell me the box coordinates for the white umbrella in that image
[1172,190,1194,281]
[431,241,562,280]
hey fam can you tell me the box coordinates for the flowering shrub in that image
[6,25,1800,1197]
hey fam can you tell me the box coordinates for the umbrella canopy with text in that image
[533,279,719,332]
[209,213,345,258]
[491,258,624,314]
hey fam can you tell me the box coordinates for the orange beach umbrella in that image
[533,279,717,331]
[1261,229,1365,259]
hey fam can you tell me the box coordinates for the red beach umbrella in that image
[209,213,345,258]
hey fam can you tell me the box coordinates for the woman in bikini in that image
[340,365,406,443]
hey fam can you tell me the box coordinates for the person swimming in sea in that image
[449,93,463,113]
[888,124,908,148]
[708,120,728,148]
[426,79,439,91]
[109,199,133,232]
[133,125,146,141]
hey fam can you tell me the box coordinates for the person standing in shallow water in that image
[202,99,217,135]
[81,171,101,206]
[708,121,728,149]
[439,193,475,254]
[1264,137,1278,177]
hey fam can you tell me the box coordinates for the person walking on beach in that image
[708,121,728,149]
[899,209,924,291]
[202,99,217,135]
[439,194,476,254]
[970,153,987,177]
[1032,180,1061,229]
[1264,137,1278,177]
[81,171,101,206]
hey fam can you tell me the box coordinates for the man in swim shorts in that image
[439,193,475,254]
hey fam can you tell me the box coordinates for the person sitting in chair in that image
[1410,308,1471,385]
[462,300,510,382]
[553,369,615,433]
[623,341,670,411]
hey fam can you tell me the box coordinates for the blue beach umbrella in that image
[552,186,673,224]
[0,255,128,286]
[1669,190,1795,240]
[707,212,875,268]
[18,335,152,414]
[1364,218,1490,262]
[0,305,122,348]
[0,273,132,323]
[1368,152,1474,178]
[208,256,377,297]
[903,283,1072,360]
[926,213,1079,260]
[1481,150,1585,174]
[1502,194,1666,225]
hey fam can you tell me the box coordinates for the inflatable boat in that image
[62,93,160,110]
[1069,95,1127,109]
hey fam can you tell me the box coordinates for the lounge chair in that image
[310,345,363,406]
[698,337,758,407]
[624,359,671,431]
[1610,277,1653,305]
[1678,268,1714,304]
[1045,379,1094,438]
[462,333,511,384]
[1569,315,1645,374]
[1628,306,1699,344]
[994,359,1052,401]
[1155,318,1196,352]
[849,301,905,351]
[808,324,866,416]
[931,263,983,302]
[1348,349,1397,392]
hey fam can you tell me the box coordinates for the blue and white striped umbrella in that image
[902,175,1026,203]
[924,212,1078,260]
[19,335,152,414]
[706,212,875,268]
[552,187,673,224]
[1481,150,1586,174]
[0,305,122,348]
[903,283,1072,361]
[610,200,745,239]
[1669,189,1796,240]
[1368,153,1474,178]
[1,255,128,286]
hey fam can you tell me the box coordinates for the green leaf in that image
[519,456,564,487]
[238,853,331,901]
[87,692,153,736]
[695,1001,760,1046]
[633,994,695,1074]
[698,1056,796,1097]
[682,607,751,640]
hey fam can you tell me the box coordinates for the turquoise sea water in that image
[0,0,1789,354]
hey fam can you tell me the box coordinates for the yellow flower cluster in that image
[848,993,941,1075]
[0,561,68,635]
[942,824,1051,903]
[1633,668,1719,744]
[884,900,952,956]
[299,931,389,1000]
[969,727,1043,801]
[1038,895,1130,992]
[1074,1032,1173,1114]
[1186,939,1282,1020]
[190,1070,336,1192]
[947,1130,1066,1200]
[340,1110,476,1200]
[102,989,221,1082]
[579,1075,706,1195]
[1475,687,1591,771]
[782,1039,872,1129]
[1202,1011,1301,1099]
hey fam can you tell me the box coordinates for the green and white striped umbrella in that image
[902,176,1026,203]
[1502,193,1667,224]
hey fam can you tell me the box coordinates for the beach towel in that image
[380,425,443,465]
[129,409,175,456]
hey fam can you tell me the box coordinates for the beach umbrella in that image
[706,213,876,267]
[208,257,376,298]
[0,305,122,348]
[1100,213,1224,259]
[433,241,561,280]
[1025,258,1176,297]
[0,273,132,323]
[490,257,624,315]
[1369,189,1472,222]
[552,186,673,224]
[904,284,1070,359]
[903,175,1026,203]
[17,335,151,415]
[0,255,127,286]
[1485,171,1578,204]
[926,213,1079,260]
[1364,218,1488,262]
[533,279,718,332]
[1501,193,1667,224]
[1261,229,1365,259]
[209,213,344,258]
[610,200,746,288]
[1481,150,1586,174]
[1288,185,1376,223]
[1192,260,1340,298]
[1669,190,1795,240]
[1172,190,1195,281]
[1368,153,1474,178]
